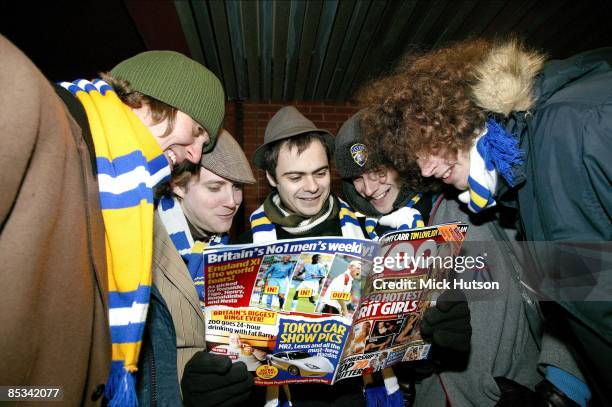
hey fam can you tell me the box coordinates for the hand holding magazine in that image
[201,222,468,385]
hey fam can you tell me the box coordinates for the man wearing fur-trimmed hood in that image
[359,38,611,405]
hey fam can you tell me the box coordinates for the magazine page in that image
[202,237,378,385]
[334,222,468,381]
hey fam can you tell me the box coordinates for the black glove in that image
[181,351,254,407]
[420,290,471,352]
[494,377,580,407]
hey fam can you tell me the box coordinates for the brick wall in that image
[223,101,360,238]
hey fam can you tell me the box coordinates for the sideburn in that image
[148,98,178,138]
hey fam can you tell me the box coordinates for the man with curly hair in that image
[359,38,610,405]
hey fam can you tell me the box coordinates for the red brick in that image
[323,113,353,121]
[304,113,323,121]
[248,104,283,113]
[334,106,360,114]
[310,106,336,114]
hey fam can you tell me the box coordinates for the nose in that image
[185,137,205,164]
[363,177,378,197]
[303,176,319,193]
[223,188,241,210]
[418,158,437,177]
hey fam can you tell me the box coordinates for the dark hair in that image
[262,133,331,180]
[100,72,178,137]
[154,160,199,200]
[312,254,320,264]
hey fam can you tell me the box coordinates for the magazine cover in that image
[202,223,467,385]
[335,223,468,381]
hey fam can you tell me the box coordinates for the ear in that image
[171,182,186,199]
[265,171,278,188]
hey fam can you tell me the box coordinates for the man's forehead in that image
[278,137,326,156]
[276,138,329,172]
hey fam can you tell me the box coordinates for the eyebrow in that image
[281,165,329,177]
[203,180,227,186]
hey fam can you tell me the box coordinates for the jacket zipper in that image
[427,193,453,406]
[149,343,158,407]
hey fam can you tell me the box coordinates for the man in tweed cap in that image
[144,129,256,406]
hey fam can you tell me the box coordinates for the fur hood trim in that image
[472,40,546,116]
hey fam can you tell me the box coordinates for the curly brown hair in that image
[358,38,492,179]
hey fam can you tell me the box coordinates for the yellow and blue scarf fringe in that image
[60,79,170,407]
[462,118,523,213]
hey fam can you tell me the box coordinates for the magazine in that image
[202,222,468,385]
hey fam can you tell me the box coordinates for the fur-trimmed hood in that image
[471,40,546,116]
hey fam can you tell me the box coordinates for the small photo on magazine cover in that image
[391,314,420,346]
[366,350,389,373]
[385,348,407,366]
[250,254,299,310]
[315,254,367,318]
[209,332,270,371]
[364,318,402,353]
[402,344,430,362]
[266,350,335,378]
[283,252,334,313]
[343,320,372,356]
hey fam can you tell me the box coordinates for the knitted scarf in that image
[157,195,229,305]
[364,193,425,240]
[250,194,365,242]
[458,118,523,213]
[60,79,171,406]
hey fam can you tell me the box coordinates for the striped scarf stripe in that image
[365,194,425,240]
[249,197,364,242]
[157,196,228,303]
[60,79,169,407]
[458,127,499,213]
[459,118,523,213]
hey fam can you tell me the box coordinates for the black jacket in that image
[503,47,612,402]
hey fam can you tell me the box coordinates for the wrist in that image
[544,366,591,407]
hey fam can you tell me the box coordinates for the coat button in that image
[91,384,105,401]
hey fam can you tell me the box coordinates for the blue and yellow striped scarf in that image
[60,79,170,406]
[364,193,425,240]
[458,118,523,213]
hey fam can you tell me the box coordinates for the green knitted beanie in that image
[110,50,225,152]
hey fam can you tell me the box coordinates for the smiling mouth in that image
[441,165,454,181]
[370,188,390,202]
[299,196,321,201]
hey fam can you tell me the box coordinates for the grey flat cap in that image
[201,129,256,184]
[252,106,334,168]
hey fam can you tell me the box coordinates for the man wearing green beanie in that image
[105,49,225,166]
[0,33,226,406]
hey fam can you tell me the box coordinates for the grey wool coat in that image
[414,196,583,406]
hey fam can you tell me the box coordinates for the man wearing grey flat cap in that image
[237,106,367,407]
[139,130,256,406]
